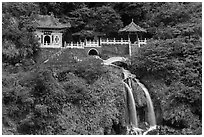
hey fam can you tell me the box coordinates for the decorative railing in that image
[41,41,62,48]
[64,41,84,49]
[138,38,147,47]
[100,38,130,45]
[85,40,99,47]
[64,38,147,48]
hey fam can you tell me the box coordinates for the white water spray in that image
[134,78,157,135]
[123,81,138,128]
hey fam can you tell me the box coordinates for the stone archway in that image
[44,35,50,45]
[88,48,99,56]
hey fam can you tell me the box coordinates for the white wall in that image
[35,30,63,48]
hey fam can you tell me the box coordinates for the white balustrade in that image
[63,38,146,49]
[138,38,147,44]
[138,38,147,47]
[64,41,85,49]
[100,38,130,45]
[85,40,99,47]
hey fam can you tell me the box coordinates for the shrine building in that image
[35,15,147,56]
[35,14,71,48]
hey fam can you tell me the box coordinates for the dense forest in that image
[2,2,202,135]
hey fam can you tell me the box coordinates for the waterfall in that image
[101,56,157,135]
[134,78,156,128]
[123,81,138,128]
[122,69,157,135]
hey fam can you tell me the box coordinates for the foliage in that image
[130,38,201,134]
[144,2,202,40]
[129,3,201,131]
[57,57,106,84]
[2,57,128,135]
[69,5,123,37]
[2,69,67,134]
[2,2,202,135]
[92,6,123,35]
[2,2,40,65]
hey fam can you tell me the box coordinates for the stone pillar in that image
[42,35,45,45]
[129,41,132,56]
[50,34,52,45]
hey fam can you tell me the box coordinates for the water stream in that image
[101,56,156,135]
[134,78,156,127]
[123,81,138,128]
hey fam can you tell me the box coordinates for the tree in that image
[112,2,147,26]
[130,38,202,133]
[143,2,201,40]
[2,2,40,65]
[69,5,123,37]
[93,6,123,35]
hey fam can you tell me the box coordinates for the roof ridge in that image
[119,20,146,32]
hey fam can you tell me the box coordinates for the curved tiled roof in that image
[119,19,146,33]
[36,14,71,29]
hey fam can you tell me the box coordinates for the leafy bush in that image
[57,57,106,84]
[130,39,202,134]
[2,69,67,134]
[2,3,40,65]
[2,58,130,135]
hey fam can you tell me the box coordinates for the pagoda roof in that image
[119,19,146,33]
[35,14,71,29]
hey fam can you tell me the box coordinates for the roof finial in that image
[132,18,134,22]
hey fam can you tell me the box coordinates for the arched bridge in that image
[102,56,130,66]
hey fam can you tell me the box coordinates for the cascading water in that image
[101,56,157,135]
[134,79,156,127]
[134,78,157,135]
[123,79,143,135]
[123,81,138,128]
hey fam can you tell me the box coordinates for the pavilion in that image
[119,19,146,44]
[35,14,71,48]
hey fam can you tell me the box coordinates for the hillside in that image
[3,57,149,135]
[2,2,202,135]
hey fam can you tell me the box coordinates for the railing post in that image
[82,42,84,48]
[84,39,86,47]
[71,42,73,49]
[77,42,79,48]
[64,41,66,48]
[113,38,116,44]
[138,39,140,48]
[99,38,101,46]
[129,41,132,56]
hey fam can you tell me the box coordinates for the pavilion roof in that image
[119,19,146,33]
[35,14,71,29]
